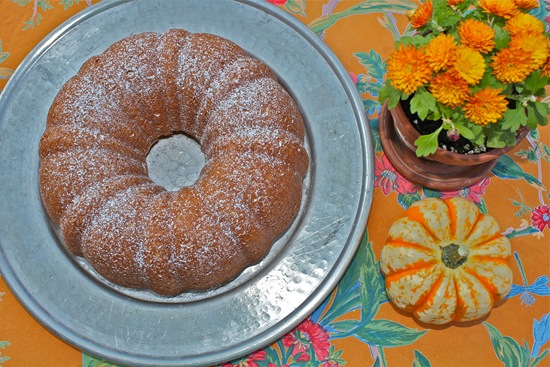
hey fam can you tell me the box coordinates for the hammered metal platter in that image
[0,0,374,365]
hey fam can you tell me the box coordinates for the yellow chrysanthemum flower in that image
[406,1,433,29]
[463,88,508,126]
[505,13,546,36]
[387,44,432,94]
[458,18,496,53]
[453,46,486,85]
[491,46,534,83]
[512,0,540,10]
[447,0,464,5]
[429,71,470,108]
[510,32,550,70]
[478,0,518,19]
[425,34,457,72]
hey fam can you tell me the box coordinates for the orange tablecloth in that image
[1,1,549,366]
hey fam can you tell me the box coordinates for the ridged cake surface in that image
[38,29,309,295]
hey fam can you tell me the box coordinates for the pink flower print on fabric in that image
[531,205,550,232]
[282,319,331,362]
[374,154,418,195]
[438,177,490,204]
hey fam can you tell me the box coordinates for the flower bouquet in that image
[379,0,550,158]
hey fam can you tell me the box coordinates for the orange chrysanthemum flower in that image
[491,46,534,83]
[505,13,546,36]
[512,0,540,10]
[425,34,457,72]
[542,56,550,77]
[510,32,550,70]
[447,0,464,5]
[453,46,486,85]
[463,88,508,126]
[429,71,470,108]
[387,44,432,94]
[458,18,496,53]
[407,1,433,29]
[478,0,518,19]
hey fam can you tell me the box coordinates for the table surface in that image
[0,1,549,366]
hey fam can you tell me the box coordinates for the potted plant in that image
[378,0,550,190]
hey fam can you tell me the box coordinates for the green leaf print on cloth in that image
[484,319,550,367]
[0,40,14,83]
[0,341,10,364]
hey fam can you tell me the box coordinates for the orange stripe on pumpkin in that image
[385,240,437,253]
[405,205,439,241]
[413,269,447,313]
[444,198,458,239]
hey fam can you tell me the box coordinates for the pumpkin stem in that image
[441,243,469,269]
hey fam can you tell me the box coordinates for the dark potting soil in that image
[400,98,489,155]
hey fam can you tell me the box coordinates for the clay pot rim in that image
[389,101,531,167]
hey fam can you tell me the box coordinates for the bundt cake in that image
[38,29,309,296]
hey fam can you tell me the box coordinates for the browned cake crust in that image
[38,29,309,295]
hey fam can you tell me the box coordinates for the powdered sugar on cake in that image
[38,29,309,296]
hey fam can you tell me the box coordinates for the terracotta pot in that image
[379,101,530,190]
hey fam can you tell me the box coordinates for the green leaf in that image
[409,88,437,120]
[526,102,550,128]
[0,341,9,349]
[413,350,432,367]
[354,50,386,81]
[355,319,427,347]
[414,126,443,157]
[398,34,433,48]
[484,124,517,148]
[524,70,549,96]
[432,0,461,27]
[379,80,402,109]
[484,322,531,367]
[453,121,475,141]
[493,23,511,49]
[501,107,528,131]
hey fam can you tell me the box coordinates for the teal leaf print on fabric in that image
[353,319,427,347]
[0,40,14,82]
[311,232,427,366]
[484,322,531,367]
[412,350,432,367]
[308,0,417,36]
[60,0,91,10]
[0,341,9,364]
[485,320,550,367]
[353,50,386,117]
[13,0,92,30]
[82,354,122,367]
[532,314,550,359]
[492,155,544,189]
[284,0,306,17]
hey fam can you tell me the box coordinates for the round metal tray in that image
[0,0,374,365]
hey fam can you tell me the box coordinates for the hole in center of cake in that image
[146,133,206,191]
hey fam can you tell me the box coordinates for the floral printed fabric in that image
[0,1,549,366]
